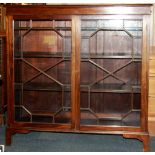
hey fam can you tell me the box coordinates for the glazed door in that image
[13,17,72,125]
[80,15,143,128]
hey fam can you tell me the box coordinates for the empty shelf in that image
[15,82,71,91]
[14,51,71,58]
[80,83,141,93]
[81,53,141,59]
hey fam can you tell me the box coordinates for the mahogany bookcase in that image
[4,4,151,151]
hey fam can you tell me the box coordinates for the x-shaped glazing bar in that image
[22,59,63,86]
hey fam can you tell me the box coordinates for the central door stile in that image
[71,15,81,130]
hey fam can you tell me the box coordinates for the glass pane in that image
[80,16,142,127]
[14,19,71,124]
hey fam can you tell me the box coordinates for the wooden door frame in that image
[6,14,79,130]
[6,13,150,132]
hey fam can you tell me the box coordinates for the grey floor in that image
[0,126,155,152]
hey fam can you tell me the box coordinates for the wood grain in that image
[140,15,149,132]
[5,5,151,16]
[6,15,14,126]
[148,47,155,136]
[71,16,81,130]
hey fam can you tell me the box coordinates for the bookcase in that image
[5,5,151,151]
